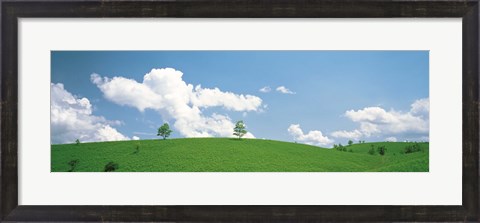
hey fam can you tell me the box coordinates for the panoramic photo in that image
[51,51,429,172]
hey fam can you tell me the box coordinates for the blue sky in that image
[51,51,429,146]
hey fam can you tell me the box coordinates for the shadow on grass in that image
[104,162,119,172]
[227,138,246,141]
[68,159,79,172]
[132,147,140,155]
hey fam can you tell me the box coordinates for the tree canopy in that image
[233,120,247,139]
[157,123,173,140]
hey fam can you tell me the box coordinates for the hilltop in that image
[51,138,428,172]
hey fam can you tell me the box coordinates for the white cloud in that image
[344,107,428,134]
[259,86,271,93]
[191,85,262,111]
[132,136,140,140]
[358,122,380,137]
[331,98,429,141]
[331,129,363,140]
[51,83,129,144]
[91,73,161,112]
[243,132,256,139]
[133,131,156,136]
[91,68,262,138]
[287,124,333,147]
[258,104,268,113]
[410,98,430,115]
[385,137,397,142]
[276,86,295,94]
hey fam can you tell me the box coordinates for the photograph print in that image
[51,51,429,172]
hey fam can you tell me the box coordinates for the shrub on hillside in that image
[335,143,348,152]
[377,145,387,156]
[404,143,422,154]
[368,145,375,155]
[335,143,343,151]
[104,162,119,172]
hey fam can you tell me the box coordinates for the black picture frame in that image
[1,0,479,222]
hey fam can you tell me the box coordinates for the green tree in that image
[348,140,353,146]
[233,120,247,139]
[75,139,80,145]
[157,123,173,140]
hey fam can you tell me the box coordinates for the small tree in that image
[75,139,80,145]
[233,120,247,139]
[157,123,173,140]
[348,140,353,146]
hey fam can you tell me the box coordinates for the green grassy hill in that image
[51,138,428,172]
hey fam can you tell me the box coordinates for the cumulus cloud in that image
[91,68,262,138]
[331,98,429,141]
[344,107,428,134]
[287,124,333,147]
[410,98,429,115]
[331,129,363,140]
[191,85,262,111]
[385,137,397,142]
[51,83,129,144]
[132,136,140,140]
[276,86,295,94]
[259,86,271,93]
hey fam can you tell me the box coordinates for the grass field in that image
[51,138,429,172]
